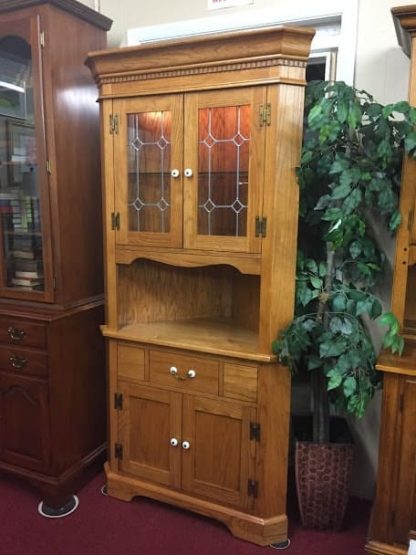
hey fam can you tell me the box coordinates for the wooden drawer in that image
[0,319,47,349]
[0,346,48,379]
[223,362,258,403]
[117,343,145,381]
[149,350,219,395]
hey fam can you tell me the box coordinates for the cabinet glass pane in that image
[127,111,172,233]
[0,36,44,292]
[198,105,250,237]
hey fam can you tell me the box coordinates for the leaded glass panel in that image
[127,111,172,233]
[197,105,250,237]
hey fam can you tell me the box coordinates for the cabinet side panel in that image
[41,5,107,305]
[47,303,106,474]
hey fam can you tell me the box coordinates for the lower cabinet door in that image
[181,395,256,509]
[118,382,182,487]
[0,373,50,472]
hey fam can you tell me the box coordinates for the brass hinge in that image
[114,443,123,460]
[111,212,120,230]
[114,392,123,410]
[248,479,259,498]
[259,103,271,127]
[46,160,51,174]
[250,422,261,442]
[40,31,45,48]
[109,114,119,134]
[255,216,267,238]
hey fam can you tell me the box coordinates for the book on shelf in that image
[11,277,44,287]
[15,270,44,279]
[10,249,41,260]
[13,258,43,272]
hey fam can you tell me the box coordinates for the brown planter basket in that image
[295,440,355,530]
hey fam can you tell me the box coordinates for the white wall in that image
[80,0,415,499]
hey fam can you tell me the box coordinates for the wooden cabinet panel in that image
[223,362,257,403]
[149,349,219,395]
[118,382,182,487]
[181,395,256,508]
[117,343,145,381]
[0,373,49,472]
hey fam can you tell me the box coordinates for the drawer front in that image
[149,350,219,395]
[223,363,258,403]
[0,319,47,349]
[0,346,48,378]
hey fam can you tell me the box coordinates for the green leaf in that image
[331,183,352,200]
[327,373,343,390]
[343,376,357,398]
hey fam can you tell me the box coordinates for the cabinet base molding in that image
[0,443,106,508]
[365,540,407,555]
[105,463,288,546]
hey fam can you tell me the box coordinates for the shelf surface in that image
[101,318,276,362]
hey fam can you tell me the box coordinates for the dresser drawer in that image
[149,350,219,395]
[0,346,48,378]
[0,319,47,349]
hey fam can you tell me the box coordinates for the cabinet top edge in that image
[391,5,416,56]
[86,24,315,80]
[0,0,113,31]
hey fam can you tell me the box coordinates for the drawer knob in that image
[170,438,179,447]
[169,366,178,376]
[187,369,196,379]
[184,168,193,178]
[182,441,191,450]
[8,327,26,342]
[9,354,27,369]
[171,169,180,178]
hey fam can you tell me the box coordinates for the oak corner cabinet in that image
[366,5,416,555]
[86,25,314,546]
[0,0,112,514]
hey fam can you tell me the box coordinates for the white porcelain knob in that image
[187,369,196,379]
[171,169,180,178]
[169,366,178,376]
[182,441,190,450]
[170,438,179,447]
[184,168,193,178]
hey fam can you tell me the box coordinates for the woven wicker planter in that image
[295,440,354,530]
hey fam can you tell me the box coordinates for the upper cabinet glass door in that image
[114,95,183,248]
[183,88,266,253]
[0,16,52,300]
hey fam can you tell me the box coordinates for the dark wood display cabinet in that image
[0,0,112,517]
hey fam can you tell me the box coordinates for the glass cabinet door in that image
[183,88,266,253]
[113,95,183,248]
[0,16,52,300]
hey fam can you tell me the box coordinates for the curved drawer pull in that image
[9,354,28,369]
[8,327,26,342]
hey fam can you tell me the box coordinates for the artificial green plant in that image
[273,80,416,444]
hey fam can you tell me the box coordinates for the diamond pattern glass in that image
[127,111,172,233]
[197,105,250,237]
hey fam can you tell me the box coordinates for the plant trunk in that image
[313,243,334,444]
